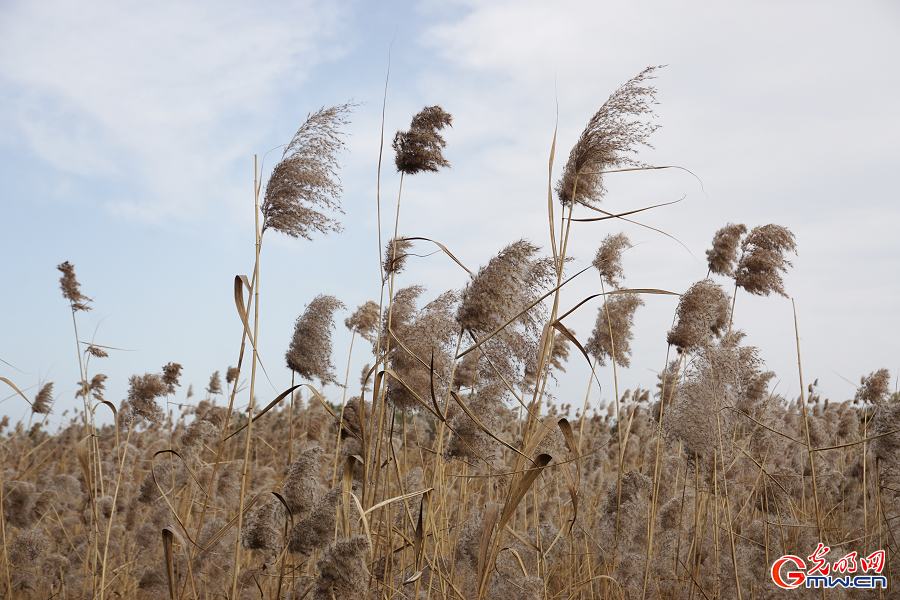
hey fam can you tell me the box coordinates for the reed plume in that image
[734,224,797,297]
[392,106,453,175]
[32,382,53,415]
[586,293,644,367]
[126,373,167,425]
[225,365,240,385]
[56,261,91,311]
[285,294,346,386]
[854,368,891,406]
[706,223,747,276]
[261,102,357,239]
[85,345,108,359]
[75,373,107,401]
[345,300,380,345]
[161,362,182,395]
[382,236,414,280]
[386,289,459,412]
[556,66,662,207]
[666,278,731,352]
[592,232,632,288]
[205,370,222,396]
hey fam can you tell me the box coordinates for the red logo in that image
[771,555,807,589]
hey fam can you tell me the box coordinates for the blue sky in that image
[2,0,899,427]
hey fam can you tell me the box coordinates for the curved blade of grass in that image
[224,384,301,441]
[376,369,443,421]
[569,196,684,222]
[401,237,474,277]
[451,390,530,461]
[548,105,559,269]
[162,528,177,599]
[556,288,678,324]
[0,377,33,409]
[456,266,593,360]
[196,491,267,557]
[497,453,553,534]
[76,435,92,499]
[476,503,500,592]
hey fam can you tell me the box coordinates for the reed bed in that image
[2,67,898,600]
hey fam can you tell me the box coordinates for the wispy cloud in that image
[0,0,351,222]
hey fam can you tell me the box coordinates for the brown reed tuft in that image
[457,239,553,337]
[586,293,644,367]
[85,344,108,358]
[734,223,797,297]
[285,294,346,386]
[76,373,108,401]
[592,232,632,288]
[556,66,662,207]
[205,370,222,396]
[382,236,414,280]
[32,382,53,415]
[666,278,731,352]
[127,373,168,425]
[281,446,324,519]
[56,261,92,311]
[706,223,748,276]
[393,105,453,175]
[345,300,380,345]
[161,362,182,395]
[261,102,357,239]
[225,365,239,385]
[311,535,370,600]
[854,368,891,406]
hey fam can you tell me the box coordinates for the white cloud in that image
[0,0,351,220]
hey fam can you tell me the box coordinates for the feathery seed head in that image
[261,102,357,239]
[76,373,108,402]
[161,362,183,395]
[556,66,662,207]
[592,232,632,289]
[225,366,240,385]
[286,294,346,386]
[586,293,644,367]
[86,345,108,358]
[456,239,554,335]
[127,373,167,425]
[706,223,747,277]
[734,224,797,297]
[33,382,53,415]
[57,261,92,311]
[345,301,380,345]
[854,368,891,406]
[205,371,222,396]
[393,105,453,175]
[382,236,414,281]
[666,279,731,352]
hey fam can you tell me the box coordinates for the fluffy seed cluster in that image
[75,373,107,401]
[344,300,380,345]
[706,223,747,276]
[666,279,731,352]
[382,236,415,280]
[32,382,53,415]
[392,106,453,175]
[592,232,632,289]
[285,294,346,386]
[261,102,356,239]
[127,373,168,425]
[556,66,662,207]
[56,261,92,311]
[586,293,644,368]
[734,224,797,297]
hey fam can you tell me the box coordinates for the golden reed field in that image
[2,66,897,599]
